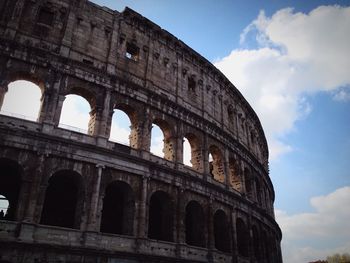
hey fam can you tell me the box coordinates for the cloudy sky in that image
[1,0,350,262]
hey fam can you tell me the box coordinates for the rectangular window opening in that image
[125,42,139,61]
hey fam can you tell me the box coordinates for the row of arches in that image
[0,80,272,210]
[0,159,278,258]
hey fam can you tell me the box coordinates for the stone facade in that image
[0,0,282,262]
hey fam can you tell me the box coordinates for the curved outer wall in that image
[0,0,282,262]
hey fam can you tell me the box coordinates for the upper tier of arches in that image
[0,0,269,168]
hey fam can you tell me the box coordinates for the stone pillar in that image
[203,134,210,177]
[231,210,239,263]
[137,174,149,238]
[0,84,8,110]
[5,0,26,38]
[53,94,66,126]
[207,196,215,262]
[224,148,230,189]
[86,164,104,231]
[176,187,185,244]
[175,136,184,165]
[23,154,46,223]
[96,89,112,138]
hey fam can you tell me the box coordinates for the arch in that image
[40,170,83,229]
[185,200,206,247]
[100,180,135,235]
[236,218,249,257]
[213,209,231,252]
[183,133,202,171]
[229,158,243,192]
[151,119,175,161]
[109,104,139,148]
[209,145,225,183]
[0,159,22,221]
[58,94,91,134]
[0,80,43,122]
[148,191,174,242]
[252,225,261,259]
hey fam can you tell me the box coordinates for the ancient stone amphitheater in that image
[0,1,282,262]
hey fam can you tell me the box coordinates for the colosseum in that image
[0,0,282,262]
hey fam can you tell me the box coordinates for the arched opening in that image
[100,181,135,235]
[252,225,261,259]
[185,200,206,247]
[229,158,243,192]
[109,109,132,145]
[183,133,202,171]
[214,209,231,252]
[0,80,42,121]
[209,145,225,183]
[236,218,249,257]
[0,159,22,221]
[148,191,173,242]
[58,94,91,134]
[40,170,83,229]
[183,137,191,166]
[151,120,174,161]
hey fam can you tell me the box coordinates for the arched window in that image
[0,159,22,221]
[213,209,231,252]
[0,80,42,121]
[209,145,225,183]
[236,218,249,257]
[40,170,83,229]
[229,158,243,192]
[148,191,173,242]
[151,120,174,161]
[100,181,135,235]
[185,201,206,247]
[58,94,91,134]
[255,179,262,205]
[109,109,132,145]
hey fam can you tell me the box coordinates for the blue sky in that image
[1,1,350,262]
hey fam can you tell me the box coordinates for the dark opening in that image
[37,8,54,26]
[148,191,173,242]
[236,218,249,257]
[214,210,231,252]
[255,179,262,205]
[0,159,21,221]
[100,181,135,235]
[125,42,139,61]
[40,171,81,229]
[188,76,196,92]
[185,201,206,247]
[252,225,261,259]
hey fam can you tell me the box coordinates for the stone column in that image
[23,154,46,223]
[5,0,26,38]
[53,94,66,126]
[203,134,210,177]
[95,88,112,138]
[137,174,149,238]
[207,196,215,263]
[0,84,8,110]
[86,164,104,231]
[224,148,230,189]
[176,186,185,244]
[231,210,239,263]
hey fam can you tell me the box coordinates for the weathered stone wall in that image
[0,0,282,262]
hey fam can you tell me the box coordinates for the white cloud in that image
[214,5,350,160]
[276,186,350,263]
